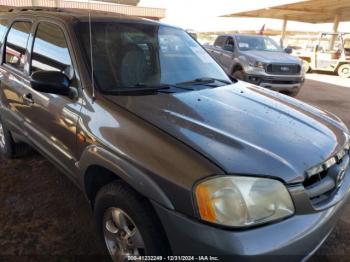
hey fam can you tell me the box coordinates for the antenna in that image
[88,0,96,101]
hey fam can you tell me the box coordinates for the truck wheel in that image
[232,70,245,81]
[0,117,30,158]
[94,181,169,261]
[303,61,311,73]
[338,64,350,78]
[288,89,300,97]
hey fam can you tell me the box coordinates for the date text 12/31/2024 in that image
[127,256,220,261]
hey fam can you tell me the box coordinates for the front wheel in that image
[94,181,169,261]
[338,64,350,78]
[232,70,245,81]
[302,61,311,73]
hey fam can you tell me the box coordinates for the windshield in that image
[77,21,230,93]
[236,35,282,52]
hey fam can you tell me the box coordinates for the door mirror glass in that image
[31,71,70,96]
[223,44,234,52]
[284,47,293,54]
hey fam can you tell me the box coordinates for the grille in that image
[304,144,350,207]
[265,64,301,75]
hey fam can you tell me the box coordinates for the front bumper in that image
[153,168,350,261]
[245,74,305,92]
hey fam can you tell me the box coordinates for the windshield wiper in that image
[175,77,232,86]
[103,83,171,95]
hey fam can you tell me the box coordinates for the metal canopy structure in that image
[222,0,350,23]
[222,0,350,46]
[0,0,165,20]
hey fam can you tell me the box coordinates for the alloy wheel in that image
[103,207,145,262]
[0,121,5,149]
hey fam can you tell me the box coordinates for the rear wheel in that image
[0,117,30,158]
[94,181,169,261]
[338,64,350,78]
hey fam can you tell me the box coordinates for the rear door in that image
[0,19,32,138]
[21,20,82,176]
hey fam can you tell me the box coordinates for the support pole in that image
[330,13,340,50]
[281,17,288,48]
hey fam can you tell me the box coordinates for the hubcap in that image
[0,121,5,149]
[342,67,349,75]
[103,207,145,262]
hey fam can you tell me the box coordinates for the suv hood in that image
[246,50,301,64]
[106,83,349,183]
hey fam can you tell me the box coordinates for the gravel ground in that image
[0,73,349,261]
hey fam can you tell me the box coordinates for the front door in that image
[22,20,82,176]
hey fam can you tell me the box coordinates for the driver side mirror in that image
[284,47,293,54]
[223,44,234,52]
[31,71,71,96]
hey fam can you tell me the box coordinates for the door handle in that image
[23,93,34,105]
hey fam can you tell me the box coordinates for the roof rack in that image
[6,6,116,16]
[7,6,78,13]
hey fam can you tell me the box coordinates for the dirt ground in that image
[0,73,349,261]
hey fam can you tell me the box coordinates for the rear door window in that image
[31,22,73,79]
[5,21,32,71]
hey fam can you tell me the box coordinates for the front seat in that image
[120,44,147,87]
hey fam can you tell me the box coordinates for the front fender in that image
[77,145,175,210]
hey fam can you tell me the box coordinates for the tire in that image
[303,61,311,73]
[0,117,30,158]
[232,70,245,81]
[337,64,350,78]
[94,180,169,261]
[288,89,300,97]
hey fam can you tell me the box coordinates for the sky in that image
[139,0,350,33]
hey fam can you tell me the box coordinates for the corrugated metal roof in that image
[222,0,350,23]
[0,0,165,19]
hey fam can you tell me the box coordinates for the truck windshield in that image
[236,35,282,52]
[77,21,230,93]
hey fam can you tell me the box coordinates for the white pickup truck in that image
[205,34,305,96]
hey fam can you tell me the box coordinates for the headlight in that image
[249,61,265,69]
[195,176,294,227]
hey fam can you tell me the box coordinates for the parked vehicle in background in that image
[205,34,305,96]
[294,32,350,78]
[186,29,198,40]
[0,8,350,262]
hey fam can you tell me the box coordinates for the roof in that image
[0,7,162,25]
[222,0,350,23]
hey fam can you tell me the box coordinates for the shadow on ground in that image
[0,152,108,261]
